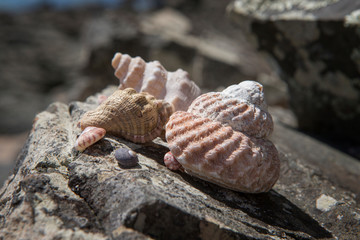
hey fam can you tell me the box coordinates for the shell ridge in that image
[215,101,237,121]
[77,88,171,145]
[121,113,162,143]
[112,53,200,111]
[171,120,223,158]
[208,100,233,119]
[190,90,274,138]
[140,61,167,98]
[74,126,106,151]
[168,116,216,144]
[206,130,239,168]
[110,92,133,135]
[111,52,122,69]
[166,115,210,141]
[124,57,146,91]
[220,104,243,123]
[218,133,244,180]
[202,127,234,168]
[176,122,229,166]
[114,54,131,83]
[165,86,280,193]
[198,96,220,111]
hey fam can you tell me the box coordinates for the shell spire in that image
[188,88,273,138]
[111,52,201,111]
[222,80,268,111]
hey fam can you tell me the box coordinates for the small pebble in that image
[316,194,338,212]
[115,147,138,168]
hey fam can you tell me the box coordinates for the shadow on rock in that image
[180,174,333,239]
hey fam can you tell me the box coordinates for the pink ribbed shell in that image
[111,52,201,111]
[188,92,273,138]
[165,80,279,192]
[74,126,106,152]
[165,111,280,193]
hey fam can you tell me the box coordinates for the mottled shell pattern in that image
[78,88,174,143]
[165,80,280,193]
[188,81,273,138]
[111,52,201,111]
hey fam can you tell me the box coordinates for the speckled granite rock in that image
[0,86,359,239]
[228,0,360,142]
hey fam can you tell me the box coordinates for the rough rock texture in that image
[228,0,360,143]
[1,86,360,239]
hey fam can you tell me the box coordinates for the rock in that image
[83,7,274,93]
[0,2,282,136]
[316,194,338,212]
[140,8,268,91]
[0,132,28,187]
[0,10,86,134]
[228,0,360,143]
[1,86,359,239]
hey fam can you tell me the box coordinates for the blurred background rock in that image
[228,0,360,160]
[0,0,358,186]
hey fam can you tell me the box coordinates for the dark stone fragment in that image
[115,148,139,168]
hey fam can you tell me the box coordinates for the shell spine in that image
[112,52,201,111]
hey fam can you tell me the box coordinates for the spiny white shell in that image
[188,92,273,138]
[165,111,280,193]
[111,52,201,111]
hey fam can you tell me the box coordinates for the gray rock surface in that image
[0,3,280,136]
[1,86,359,239]
[83,7,273,93]
[228,0,360,143]
[0,10,87,134]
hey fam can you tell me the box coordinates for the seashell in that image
[115,147,139,168]
[111,52,201,111]
[78,88,174,145]
[188,91,273,138]
[222,80,267,111]
[164,151,183,171]
[74,126,106,152]
[165,111,280,193]
[97,94,108,105]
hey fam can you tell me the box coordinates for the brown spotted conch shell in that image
[165,80,280,193]
[75,88,174,151]
[111,52,201,111]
